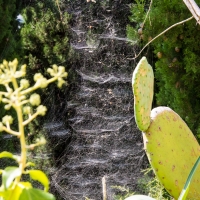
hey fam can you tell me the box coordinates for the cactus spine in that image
[132,57,200,199]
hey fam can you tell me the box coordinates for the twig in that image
[132,16,194,59]
[56,0,62,20]
[143,0,153,27]
[183,0,200,24]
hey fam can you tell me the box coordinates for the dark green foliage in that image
[127,0,200,139]
[20,1,73,73]
[19,1,74,122]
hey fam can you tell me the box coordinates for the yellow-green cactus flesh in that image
[132,57,154,131]
[143,106,200,199]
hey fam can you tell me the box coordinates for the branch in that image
[23,112,39,126]
[3,126,20,136]
[131,16,193,59]
[183,0,200,24]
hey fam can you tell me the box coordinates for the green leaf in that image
[178,156,200,200]
[2,167,21,189]
[19,188,55,200]
[28,170,49,191]
[18,182,32,189]
[0,151,19,161]
[7,182,32,200]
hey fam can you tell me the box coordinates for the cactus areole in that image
[143,106,200,199]
[132,57,154,131]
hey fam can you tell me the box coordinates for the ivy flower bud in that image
[0,122,3,131]
[47,68,54,76]
[29,93,41,106]
[3,60,8,68]
[15,70,25,78]
[34,73,44,82]
[57,78,65,88]
[63,72,68,78]
[9,59,18,69]
[58,66,65,73]
[52,64,58,72]
[20,64,27,74]
[2,98,9,103]
[37,105,47,116]
[36,77,48,88]
[20,79,30,89]
[4,104,11,110]
[2,115,13,125]
[23,106,31,114]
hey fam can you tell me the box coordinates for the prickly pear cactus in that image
[143,106,200,199]
[132,57,154,131]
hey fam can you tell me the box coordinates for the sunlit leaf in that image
[7,182,32,200]
[178,156,200,200]
[0,151,19,161]
[8,184,23,200]
[28,170,49,191]
[19,188,55,200]
[18,182,32,189]
[0,189,9,198]
[2,167,21,189]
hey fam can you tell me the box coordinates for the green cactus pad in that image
[143,106,200,199]
[132,57,154,131]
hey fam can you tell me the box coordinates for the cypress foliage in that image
[19,1,74,120]
[20,1,73,73]
[127,0,200,138]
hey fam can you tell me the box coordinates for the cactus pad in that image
[143,106,200,199]
[132,57,154,131]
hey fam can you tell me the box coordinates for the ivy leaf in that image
[18,182,32,189]
[7,182,32,200]
[8,184,23,200]
[28,170,49,191]
[19,188,55,200]
[0,186,10,198]
[0,151,19,162]
[2,167,21,189]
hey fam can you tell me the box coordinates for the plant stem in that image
[102,176,107,200]
[17,106,26,173]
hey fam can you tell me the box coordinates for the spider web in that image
[0,1,149,199]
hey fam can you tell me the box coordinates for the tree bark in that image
[183,0,200,24]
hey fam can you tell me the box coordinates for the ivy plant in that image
[0,58,67,200]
